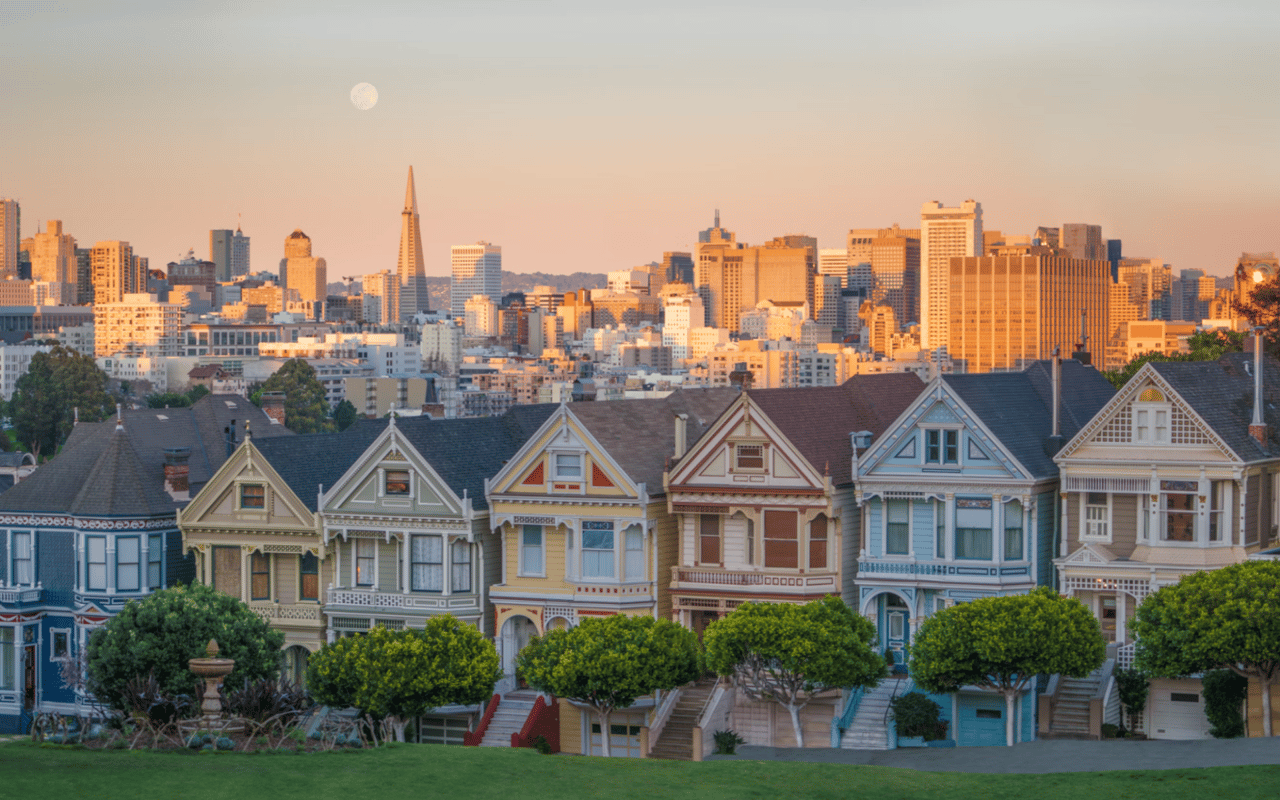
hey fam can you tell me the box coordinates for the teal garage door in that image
[958,702,1006,747]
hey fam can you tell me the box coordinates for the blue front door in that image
[886,609,908,668]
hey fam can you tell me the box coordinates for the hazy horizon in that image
[3,1,1277,279]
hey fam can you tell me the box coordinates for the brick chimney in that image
[260,392,286,425]
[164,447,191,501]
[729,362,754,391]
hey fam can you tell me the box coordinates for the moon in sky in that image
[350,83,378,110]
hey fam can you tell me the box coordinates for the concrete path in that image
[711,738,1280,773]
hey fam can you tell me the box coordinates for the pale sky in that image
[2,1,1278,278]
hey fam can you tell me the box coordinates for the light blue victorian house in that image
[849,359,1113,746]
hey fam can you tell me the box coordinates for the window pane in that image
[87,537,107,591]
[213,546,240,597]
[944,430,958,463]
[451,541,472,592]
[385,470,410,495]
[935,500,946,559]
[625,528,644,580]
[13,532,32,585]
[956,528,992,560]
[412,536,443,591]
[241,484,265,509]
[521,525,543,574]
[117,537,140,591]
[925,430,940,462]
[699,514,720,564]
[0,628,12,690]
[1164,494,1195,541]
[148,534,162,589]
[555,454,581,478]
[736,444,764,470]
[763,510,798,568]
[356,539,375,585]
[809,516,827,570]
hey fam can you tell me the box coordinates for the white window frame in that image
[11,530,33,587]
[354,538,377,586]
[553,453,583,481]
[1081,492,1112,542]
[382,468,413,498]
[117,536,141,592]
[1208,481,1229,544]
[623,526,644,581]
[410,534,444,593]
[86,535,108,591]
[0,627,13,691]
[1133,403,1171,444]
[732,442,767,473]
[50,627,71,662]
[451,539,472,593]
[923,428,960,465]
[1159,486,1198,545]
[581,521,616,580]
[885,499,911,556]
[147,533,163,589]
[519,525,545,577]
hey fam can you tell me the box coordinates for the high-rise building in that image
[946,253,1109,374]
[90,241,143,304]
[398,167,430,319]
[75,248,92,304]
[920,200,982,349]
[662,251,694,285]
[1060,223,1105,261]
[280,229,326,318]
[1117,258,1171,320]
[363,269,400,324]
[94,293,183,357]
[694,214,815,332]
[32,220,77,295]
[869,229,920,327]
[694,211,740,328]
[464,294,499,337]
[210,229,233,283]
[450,242,501,318]
[0,199,18,280]
[231,226,250,278]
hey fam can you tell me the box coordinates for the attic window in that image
[1138,387,1164,402]
[735,444,765,471]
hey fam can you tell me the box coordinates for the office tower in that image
[231,226,250,278]
[1107,239,1122,281]
[398,167,430,319]
[32,220,77,295]
[210,229,233,282]
[90,241,140,304]
[694,211,740,328]
[280,229,326,318]
[818,248,847,279]
[1061,223,1104,261]
[662,251,694,285]
[694,215,815,332]
[75,248,92,304]
[920,200,982,349]
[1034,226,1060,250]
[858,302,898,358]
[363,269,400,324]
[869,229,920,327]
[946,253,1109,374]
[166,250,217,293]
[464,294,499,336]
[0,199,17,280]
[661,290,705,360]
[1117,258,1172,320]
[450,242,501,318]
[815,274,844,328]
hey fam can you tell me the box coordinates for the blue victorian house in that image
[0,396,287,732]
[845,359,1113,746]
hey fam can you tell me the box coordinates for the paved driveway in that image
[713,738,1280,773]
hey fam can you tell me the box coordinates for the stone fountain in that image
[187,639,244,733]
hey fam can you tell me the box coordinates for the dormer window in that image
[924,430,959,464]
[554,453,582,480]
[1133,388,1170,444]
[735,444,765,471]
[385,470,411,495]
[240,484,265,509]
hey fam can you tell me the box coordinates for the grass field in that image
[4,741,1279,800]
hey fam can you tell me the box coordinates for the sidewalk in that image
[711,738,1280,773]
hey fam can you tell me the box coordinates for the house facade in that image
[1054,353,1280,739]
[486,390,735,756]
[664,373,923,747]
[855,360,1113,746]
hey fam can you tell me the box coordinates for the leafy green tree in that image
[910,587,1105,746]
[1102,330,1246,389]
[308,616,500,742]
[1202,669,1248,739]
[186,384,211,404]
[518,614,700,756]
[253,358,333,433]
[1133,560,1280,737]
[332,399,358,431]
[1113,668,1149,734]
[8,344,114,459]
[146,392,191,409]
[703,596,886,747]
[86,583,284,713]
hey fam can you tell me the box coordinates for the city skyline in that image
[2,2,1277,279]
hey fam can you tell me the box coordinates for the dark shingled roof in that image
[0,394,291,517]
[250,405,558,512]
[1149,353,1280,462]
[568,389,739,492]
[943,359,1115,479]
[748,373,926,486]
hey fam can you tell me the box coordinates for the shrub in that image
[1202,669,1248,739]
[712,729,746,755]
[1114,668,1149,733]
[531,734,553,755]
[1101,722,1118,738]
[224,677,312,725]
[890,691,948,742]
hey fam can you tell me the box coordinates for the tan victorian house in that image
[485,390,736,756]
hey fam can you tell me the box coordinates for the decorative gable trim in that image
[522,462,545,486]
[320,424,467,521]
[178,440,315,533]
[591,463,615,488]
[486,406,640,501]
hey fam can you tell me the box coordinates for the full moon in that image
[350,83,378,110]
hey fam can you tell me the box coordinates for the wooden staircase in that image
[1045,670,1105,739]
[647,678,718,760]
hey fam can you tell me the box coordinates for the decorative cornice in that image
[0,514,176,531]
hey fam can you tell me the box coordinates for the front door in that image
[886,610,908,670]
[23,645,36,711]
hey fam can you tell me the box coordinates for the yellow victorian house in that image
[486,390,736,756]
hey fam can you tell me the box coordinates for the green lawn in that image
[3,741,1278,800]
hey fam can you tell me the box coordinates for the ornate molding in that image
[0,514,175,530]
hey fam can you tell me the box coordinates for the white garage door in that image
[1148,679,1211,740]
[588,713,644,758]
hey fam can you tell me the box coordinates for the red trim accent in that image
[463,693,501,746]
[512,695,560,752]
[591,464,615,488]
[522,463,545,485]
[669,485,826,496]
[673,589,839,602]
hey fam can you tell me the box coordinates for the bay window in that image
[250,552,270,600]
[300,552,319,601]
[955,499,993,560]
[699,514,720,565]
[624,526,644,580]
[411,535,443,592]
[582,521,615,579]
[808,516,827,570]
[886,500,910,555]
[451,540,471,592]
[520,525,544,576]
[1004,500,1023,561]
[87,536,107,591]
[0,628,12,690]
[1161,481,1197,542]
[356,539,376,586]
[147,534,163,589]
[117,536,141,592]
[1209,482,1227,542]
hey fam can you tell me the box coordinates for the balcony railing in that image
[0,585,42,605]
[248,602,322,624]
[672,566,837,592]
[857,561,1030,578]
[326,587,479,612]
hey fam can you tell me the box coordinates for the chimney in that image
[1044,347,1066,456]
[260,392,286,425]
[164,447,191,500]
[1250,326,1270,445]
[673,413,688,460]
[1071,308,1091,366]
[729,362,754,391]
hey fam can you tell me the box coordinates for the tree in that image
[332,399,358,431]
[703,596,886,747]
[1113,668,1149,734]
[252,358,333,433]
[145,385,213,410]
[1133,560,1280,737]
[1234,272,1280,356]
[86,583,284,713]
[1101,330,1245,390]
[308,616,500,742]
[8,344,114,459]
[910,587,1105,746]
[518,614,700,757]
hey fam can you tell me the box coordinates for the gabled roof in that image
[250,422,386,512]
[0,394,291,517]
[747,373,925,485]
[1146,353,1280,461]
[941,359,1114,479]
[567,389,739,491]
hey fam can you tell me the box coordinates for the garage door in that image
[957,702,1006,747]
[1149,679,1210,740]
[415,715,469,745]
[588,713,644,758]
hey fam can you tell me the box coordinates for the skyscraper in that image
[920,200,982,349]
[363,269,400,324]
[450,242,502,318]
[210,229,233,282]
[1061,223,1104,261]
[32,220,77,288]
[90,241,142,304]
[693,213,815,332]
[231,226,250,278]
[0,199,18,280]
[280,229,326,318]
[398,167,429,319]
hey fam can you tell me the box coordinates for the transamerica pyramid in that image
[398,166,430,319]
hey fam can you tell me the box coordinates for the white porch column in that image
[1116,591,1127,644]
[402,532,411,594]
[993,494,1003,566]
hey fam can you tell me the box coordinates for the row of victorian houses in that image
[2,353,1279,751]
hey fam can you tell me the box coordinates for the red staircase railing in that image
[511,695,560,753]
[463,693,501,746]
